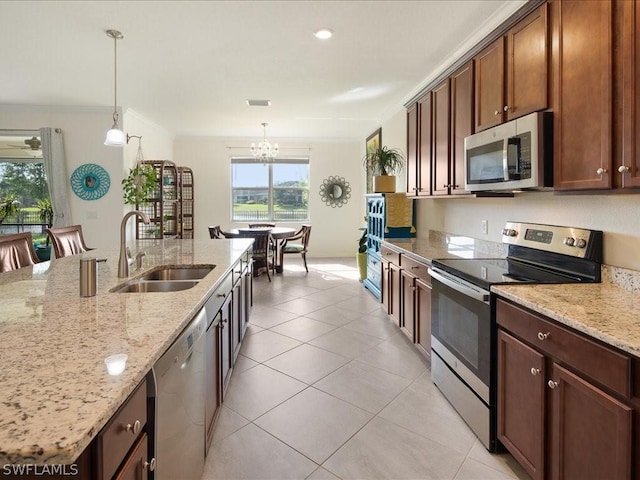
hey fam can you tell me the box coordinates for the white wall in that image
[415,192,640,271]
[173,138,364,257]
[0,105,174,250]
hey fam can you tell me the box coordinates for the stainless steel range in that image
[427,222,603,452]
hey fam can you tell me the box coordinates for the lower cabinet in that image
[497,298,634,480]
[379,242,431,359]
[205,320,221,453]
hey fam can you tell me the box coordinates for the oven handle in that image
[428,268,490,304]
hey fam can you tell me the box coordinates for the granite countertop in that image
[492,283,640,358]
[0,238,252,466]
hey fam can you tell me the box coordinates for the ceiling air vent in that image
[246,99,271,107]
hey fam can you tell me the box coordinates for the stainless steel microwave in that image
[464,112,553,192]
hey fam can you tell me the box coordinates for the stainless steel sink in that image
[138,265,215,281]
[111,280,200,293]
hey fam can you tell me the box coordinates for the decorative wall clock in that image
[319,175,351,208]
[70,163,111,200]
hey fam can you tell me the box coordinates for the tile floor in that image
[202,257,531,480]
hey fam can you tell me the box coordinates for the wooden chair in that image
[0,232,40,272]
[239,230,276,281]
[279,224,312,272]
[248,223,275,228]
[46,225,93,258]
[208,225,222,239]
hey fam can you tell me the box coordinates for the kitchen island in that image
[0,238,252,468]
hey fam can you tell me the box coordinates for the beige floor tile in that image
[467,440,532,479]
[254,387,373,464]
[323,416,466,480]
[309,327,382,359]
[269,316,337,342]
[357,338,429,379]
[303,287,357,305]
[454,457,527,480]
[232,354,258,374]
[305,467,341,480]
[342,314,399,340]
[210,405,249,445]
[203,423,317,480]
[276,283,323,298]
[378,381,477,456]
[249,305,299,329]
[223,364,306,420]
[314,360,411,414]
[252,288,297,307]
[304,305,363,326]
[265,344,349,384]
[274,297,328,316]
[239,329,301,363]
[333,295,381,314]
[244,323,264,336]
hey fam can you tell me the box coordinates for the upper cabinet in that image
[450,62,474,195]
[475,3,548,132]
[552,0,612,191]
[406,93,433,197]
[621,0,640,189]
[431,79,451,196]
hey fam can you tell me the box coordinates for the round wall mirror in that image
[319,175,351,208]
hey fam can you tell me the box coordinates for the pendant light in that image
[104,29,126,146]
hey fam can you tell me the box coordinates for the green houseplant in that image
[0,194,21,225]
[122,163,157,205]
[35,198,54,260]
[357,228,367,282]
[362,146,405,193]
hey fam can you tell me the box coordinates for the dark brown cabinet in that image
[400,269,416,340]
[621,0,640,189]
[497,298,634,480]
[475,4,548,132]
[450,61,474,195]
[406,94,433,197]
[205,320,221,453]
[406,103,419,196]
[432,79,450,196]
[552,0,613,191]
[388,262,402,328]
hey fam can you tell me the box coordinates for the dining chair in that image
[208,225,222,239]
[239,230,276,281]
[46,225,93,258]
[0,232,40,273]
[248,223,276,228]
[279,224,312,272]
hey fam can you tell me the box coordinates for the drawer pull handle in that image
[411,266,420,270]
[537,332,550,341]
[125,420,141,435]
[143,458,157,471]
[530,367,540,376]
[217,293,226,298]
[548,380,559,390]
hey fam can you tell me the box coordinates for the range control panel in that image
[501,222,603,260]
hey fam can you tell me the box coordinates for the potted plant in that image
[362,146,405,193]
[35,198,54,261]
[357,229,368,282]
[0,194,21,225]
[122,163,157,205]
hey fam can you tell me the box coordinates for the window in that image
[0,131,51,245]
[231,157,309,222]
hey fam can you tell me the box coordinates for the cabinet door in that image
[418,92,433,196]
[505,3,548,121]
[552,0,613,190]
[219,297,233,398]
[621,0,640,189]
[205,321,221,453]
[474,37,505,131]
[450,61,474,195]
[432,79,451,196]
[381,257,390,314]
[389,262,402,327]
[549,363,632,480]
[114,433,150,480]
[231,278,242,363]
[497,330,545,480]
[415,277,431,358]
[406,103,419,196]
[400,270,415,341]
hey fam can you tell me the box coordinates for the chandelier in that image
[251,123,279,162]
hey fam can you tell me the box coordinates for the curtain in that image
[40,127,72,227]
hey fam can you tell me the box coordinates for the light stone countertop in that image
[491,283,640,358]
[0,238,253,466]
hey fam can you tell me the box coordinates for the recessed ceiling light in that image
[313,28,334,40]
[246,99,271,107]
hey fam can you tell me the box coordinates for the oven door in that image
[428,268,491,403]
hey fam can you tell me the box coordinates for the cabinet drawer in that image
[496,299,631,398]
[380,245,400,265]
[400,255,431,284]
[114,433,150,480]
[97,379,148,480]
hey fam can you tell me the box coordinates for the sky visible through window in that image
[232,163,308,187]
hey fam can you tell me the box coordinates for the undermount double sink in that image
[111,265,215,293]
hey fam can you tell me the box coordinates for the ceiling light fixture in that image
[104,29,126,146]
[313,28,334,40]
[250,123,278,163]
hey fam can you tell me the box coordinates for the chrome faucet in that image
[118,210,150,277]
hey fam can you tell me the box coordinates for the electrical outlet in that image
[481,220,488,235]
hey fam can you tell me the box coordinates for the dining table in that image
[224,226,297,273]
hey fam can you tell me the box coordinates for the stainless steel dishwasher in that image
[152,308,207,480]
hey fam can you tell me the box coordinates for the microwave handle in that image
[503,137,522,180]
[502,138,510,181]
